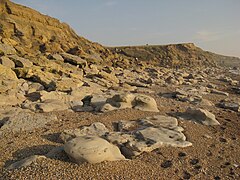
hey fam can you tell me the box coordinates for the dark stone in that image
[161,160,173,168]
[190,158,199,165]
[214,176,221,180]
[178,152,187,157]
[183,171,191,179]
[219,137,227,143]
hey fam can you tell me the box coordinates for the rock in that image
[0,64,18,80]
[181,107,220,125]
[9,55,33,68]
[106,93,135,109]
[126,80,150,88]
[0,92,25,106]
[137,126,191,148]
[211,89,229,96]
[101,93,159,112]
[207,83,217,89]
[0,43,17,55]
[61,53,87,67]
[0,56,15,68]
[7,155,45,170]
[141,115,178,129]
[232,87,240,94]
[55,78,84,92]
[0,111,57,135]
[48,53,64,61]
[161,160,173,168]
[64,136,125,164]
[133,94,159,112]
[106,115,191,157]
[28,82,44,93]
[60,122,109,143]
[98,71,119,84]
[37,99,69,112]
[14,67,57,90]
[219,99,240,112]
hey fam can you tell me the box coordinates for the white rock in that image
[64,136,125,164]
[182,107,220,126]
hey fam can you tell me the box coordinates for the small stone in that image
[214,176,221,180]
[161,160,173,168]
[190,158,199,165]
[183,171,192,179]
[178,152,187,157]
[219,137,227,143]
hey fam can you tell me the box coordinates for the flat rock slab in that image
[0,111,57,135]
[7,155,46,170]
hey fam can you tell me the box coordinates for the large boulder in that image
[64,136,125,164]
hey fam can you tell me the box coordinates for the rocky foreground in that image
[0,0,240,179]
[1,60,240,179]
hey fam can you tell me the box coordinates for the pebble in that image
[189,158,199,165]
[161,160,173,168]
[183,171,191,179]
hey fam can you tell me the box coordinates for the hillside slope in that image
[0,0,117,63]
[109,43,240,68]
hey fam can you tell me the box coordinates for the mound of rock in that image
[100,93,159,112]
[64,136,125,164]
[180,107,220,126]
[61,115,191,160]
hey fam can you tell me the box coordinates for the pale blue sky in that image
[12,0,240,57]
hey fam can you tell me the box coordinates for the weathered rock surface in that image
[106,116,191,157]
[0,56,15,68]
[60,122,109,143]
[7,155,46,170]
[62,115,191,159]
[100,93,159,112]
[219,99,240,112]
[180,107,220,126]
[0,111,57,135]
[64,136,125,164]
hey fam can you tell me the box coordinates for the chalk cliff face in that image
[0,0,116,63]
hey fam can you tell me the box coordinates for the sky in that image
[12,0,240,57]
